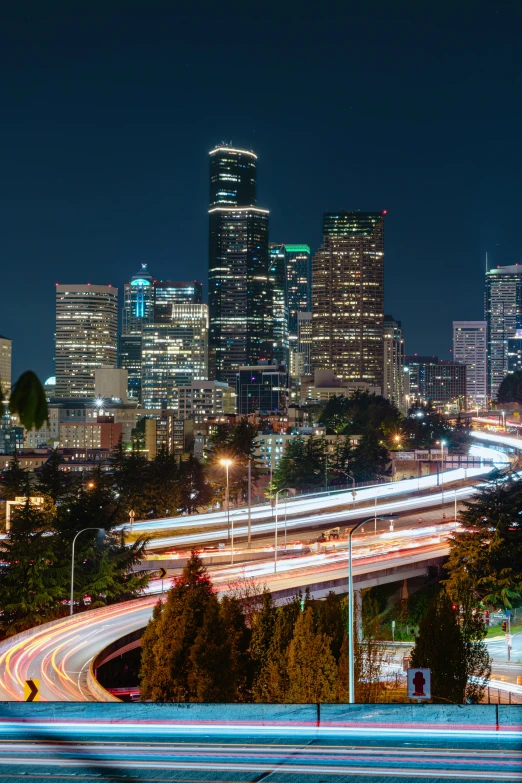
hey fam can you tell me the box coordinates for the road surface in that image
[0,719,519,781]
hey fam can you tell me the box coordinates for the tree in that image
[349,426,391,483]
[272,435,327,492]
[139,552,217,702]
[317,591,345,661]
[205,420,260,503]
[318,390,401,437]
[497,369,522,405]
[188,599,236,702]
[411,591,468,703]
[36,449,76,503]
[178,455,213,513]
[0,451,29,501]
[110,440,152,521]
[444,473,522,609]
[253,600,301,702]
[130,416,146,450]
[147,448,180,518]
[285,607,338,702]
[4,371,48,431]
[0,498,65,636]
[249,590,276,679]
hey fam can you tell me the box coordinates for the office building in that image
[208,144,273,385]
[236,364,289,416]
[284,244,311,341]
[405,356,466,409]
[300,369,380,404]
[94,368,128,403]
[383,315,405,410]
[268,244,289,366]
[485,265,522,399]
[0,335,12,400]
[154,280,203,322]
[55,284,118,398]
[507,331,522,374]
[141,304,208,410]
[453,321,487,408]
[120,264,155,402]
[312,211,385,388]
[178,380,236,421]
[145,415,195,460]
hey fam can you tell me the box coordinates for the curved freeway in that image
[0,530,450,702]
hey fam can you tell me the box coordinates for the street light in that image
[70,527,103,616]
[347,515,397,703]
[274,487,293,573]
[220,458,233,548]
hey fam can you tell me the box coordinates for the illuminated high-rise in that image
[268,244,289,366]
[485,265,522,399]
[208,144,273,385]
[284,244,311,342]
[141,304,208,410]
[55,284,118,398]
[453,321,487,408]
[383,315,405,409]
[154,280,203,322]
[312,211,385,390]
[0,335,12,400]
[120,264,154,401]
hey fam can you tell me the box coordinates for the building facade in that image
[284,244,311,342]
[177,380,236,421]
[268,244,289,366]
[485,265,522,399]
[208,145,273,385]
[55,284,118,398]
[141,304,208,410]
[153,280,203,322]
[0,335,12,400]
[452,321,487,408]
[312,211,385,388]
[120,264,154,402]
[236,364,289,416]
[383,315,405,410]
[405,356,466,409]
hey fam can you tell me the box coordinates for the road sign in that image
[505,634,512,646]
[158,568,167,579]
[24,679,39,702]
[407,668,431,699]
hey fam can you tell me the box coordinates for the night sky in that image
[2,2,522,382]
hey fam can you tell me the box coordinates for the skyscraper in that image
[404,356,466,409]
[312,211,385,390]
[141,304,208,410]
[55,284,118,398]
[485,265,522,399]
[120,264,155,401]
[0,335,12,400]
[268,244,289,366]
[297,311,312,376]
[208,144,273,385]
[453,321,487,408]
[383,315,405,409]
[284,244,311,342]
[154,281,203,323]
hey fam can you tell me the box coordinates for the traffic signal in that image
[502,620,508,632]
[483,610,490,627]
[452,604,458,611]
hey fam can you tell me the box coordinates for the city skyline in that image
[3,5,522,381]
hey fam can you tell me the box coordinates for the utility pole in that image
[247,458,252,549]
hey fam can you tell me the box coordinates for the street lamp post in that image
[70,527,103,616]
[247,458,252,549]
[348,515,397,703]
[220,459,233,543]
[274,487,293,573]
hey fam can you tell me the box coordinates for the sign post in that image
[159,567,167,593]
[407,668,431,702]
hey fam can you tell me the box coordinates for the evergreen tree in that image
[411,591,468,703]
[497,369,522,405]
[147,448,181,518]
[139,552,216,702]
[444,473,522,608]
[349,426,391,483]
[110,440,151,521]
[0,498,65,635]
[249,590,276,679]
[219,595,252,700]
[0,451,29,501]
[178,455,213,513]
[189,599,236,702]
[139,600,164,702]
[317,591,346,661]
[285,607,338,702]
[273,435,326,492]
[36,449,75,503]
[253,598,302,702]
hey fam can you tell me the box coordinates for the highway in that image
[0,730,519,781]
[0,527,451,702]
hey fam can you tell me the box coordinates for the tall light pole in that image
[70,528,103,616]
[220,459,233,544]
[274,487,293,573]
[247,458,252,549]
[348,515,397,703]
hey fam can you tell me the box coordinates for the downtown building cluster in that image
[2,143,520,465]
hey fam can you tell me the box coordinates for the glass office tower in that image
[120,264,155,401]
[312,211,385,390]
[208,145,273,385]
[485,265,522,399]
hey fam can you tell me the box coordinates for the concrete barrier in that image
[0,702,519,731]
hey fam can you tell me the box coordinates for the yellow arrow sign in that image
[158,568,167,579]
[24,679,39,702]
